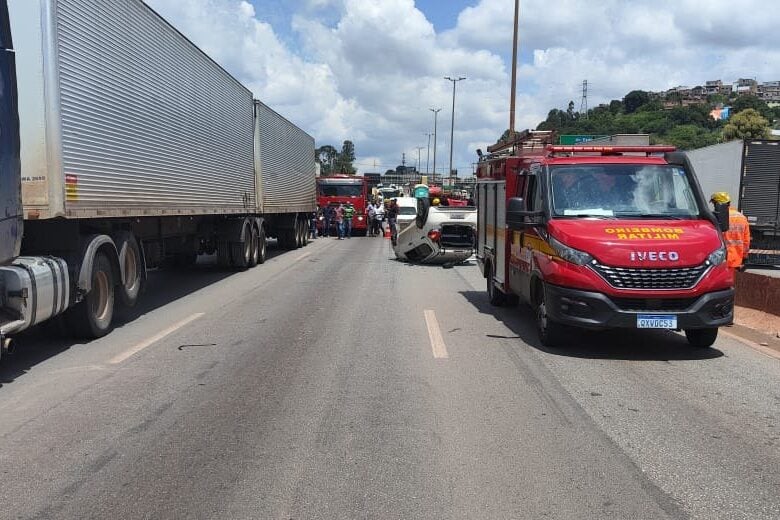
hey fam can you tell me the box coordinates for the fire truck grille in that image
[590,263,710,290]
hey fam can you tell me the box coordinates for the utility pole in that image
[444,76,466,180]
[429,108,441,177]
[424,133,433,174]
[509,0,519,132]
[415,146,424,173]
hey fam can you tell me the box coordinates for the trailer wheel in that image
[685,328,718,348]
[68,252,115,338]
[117,234,142,308]
[257,227,267,264]
[486,263,505,306]
[231,234,252,270]
[298,218,307,247]
[295,219,303,248]
[248,226,259,268]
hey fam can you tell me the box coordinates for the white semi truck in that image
[0,0,316,350]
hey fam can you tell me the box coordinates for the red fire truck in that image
[476,132,733,348]
[317,175,369,236]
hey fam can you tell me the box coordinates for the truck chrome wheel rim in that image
[124,247,139,293]
[92,271,111,322]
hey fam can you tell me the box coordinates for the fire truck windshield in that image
[318,184,363,197]
[550,164,701,218]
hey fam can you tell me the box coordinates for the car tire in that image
[685,328,718,348]
[536,288,566,348]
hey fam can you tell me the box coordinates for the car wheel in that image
[685,328,718,348]
[536,288,565,347]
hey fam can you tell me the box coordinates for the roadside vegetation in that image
[316,140,357,175]
[533,92,779,150]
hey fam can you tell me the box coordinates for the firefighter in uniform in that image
[711,192,750,270]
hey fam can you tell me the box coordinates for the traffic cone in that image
[384,226,391,239]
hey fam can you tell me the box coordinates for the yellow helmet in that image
[432,198,441,206]
[710,192,731,204]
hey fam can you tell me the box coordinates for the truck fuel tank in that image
[0,256,69,335]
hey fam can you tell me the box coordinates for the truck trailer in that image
[0,0,316,347]
[689,139,780,265]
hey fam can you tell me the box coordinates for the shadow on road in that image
[459,290,725,362]
[0,241,294,385]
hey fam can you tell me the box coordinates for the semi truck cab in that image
[477,137,734,348]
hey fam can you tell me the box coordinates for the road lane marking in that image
[293,252,311,263]
[424,309,449,359]
[108,313,205,365]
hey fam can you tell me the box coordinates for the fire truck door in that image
[495,182,507,284]
[509,173,540,303]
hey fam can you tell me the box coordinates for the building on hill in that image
[734,78,758,95]
[705,80,723,95]
[758,81,780,102]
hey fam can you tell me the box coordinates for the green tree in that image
[316,145,338,175]
[723,109,770,140]
[566,100,576,121]
[662,125,719,150]
[331,140,357,175]
[608,100,623,115]
[624,90,650,114]
[731,95,770,117]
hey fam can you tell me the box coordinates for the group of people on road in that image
[309,198,400,243]
[310,202,357,240]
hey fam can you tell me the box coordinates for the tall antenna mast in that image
[580,79,588,119]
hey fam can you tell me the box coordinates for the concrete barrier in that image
[735,271,780,316]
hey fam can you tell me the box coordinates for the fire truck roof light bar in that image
[546,145,677,156]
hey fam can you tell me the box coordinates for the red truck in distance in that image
[317,175,369,236]
[476,132,734,348]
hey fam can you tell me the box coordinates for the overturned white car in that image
[393,201,477,264]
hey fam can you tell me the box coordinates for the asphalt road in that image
[0,236,778,519]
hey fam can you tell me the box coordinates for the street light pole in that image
[415,146,424,173]
[429,108,441,178]
[424,133,433,174]
[444,76,466,181]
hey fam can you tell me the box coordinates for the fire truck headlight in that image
[550,237,593,266]
[707,246,726,266]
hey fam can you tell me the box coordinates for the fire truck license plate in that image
[637,314,678,329]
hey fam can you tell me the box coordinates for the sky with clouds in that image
[145,0,780,176]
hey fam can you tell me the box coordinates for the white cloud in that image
[146,0,780,175]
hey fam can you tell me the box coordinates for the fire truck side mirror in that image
[713,203,730,232]
[506,197,544,229]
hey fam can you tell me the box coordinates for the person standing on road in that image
[334,204,345,239]
[711,192,751,270]
[310,206,319,240]
[374,201,385,237]
[322,205,333,237]
[386,198,399,245]
[343,203,355,238]
[366,203,377,237]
